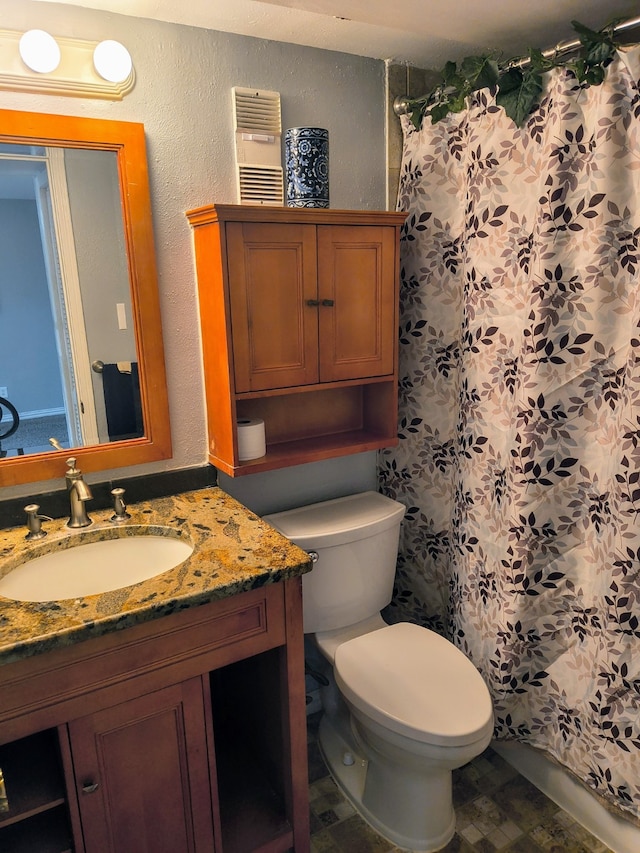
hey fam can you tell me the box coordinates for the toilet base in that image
[318,711,456,853]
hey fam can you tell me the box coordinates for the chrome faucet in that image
[65,457,93,528]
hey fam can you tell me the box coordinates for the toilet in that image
[264,491,494,853]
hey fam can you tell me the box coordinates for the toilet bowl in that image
[264,492,494,852]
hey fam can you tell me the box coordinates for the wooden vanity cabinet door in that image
[317,224,397,382]
[68,678,215,853]
[227,221,319,392]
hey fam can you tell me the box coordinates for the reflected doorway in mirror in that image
[0,110,171,487]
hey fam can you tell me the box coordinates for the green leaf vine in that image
[405,19,621,129]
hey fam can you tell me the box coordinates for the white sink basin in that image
[0,534,193,602]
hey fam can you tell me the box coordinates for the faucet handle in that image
[110,487,131,523]
[24,503,52,541]
[66,457,78,473]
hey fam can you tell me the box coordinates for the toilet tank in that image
[264,491,405,634]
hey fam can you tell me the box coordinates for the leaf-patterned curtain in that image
[380,48,640,822]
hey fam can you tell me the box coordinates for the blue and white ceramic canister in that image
[284,127,329,208]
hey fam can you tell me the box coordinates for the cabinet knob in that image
[306,299,320,307]
[82,781,100,794]
[321,299,335,307]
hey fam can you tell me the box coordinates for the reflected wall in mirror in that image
[0,110,171,487]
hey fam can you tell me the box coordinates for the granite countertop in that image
[0,487,311,666]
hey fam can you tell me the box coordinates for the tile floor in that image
[306,712,613,853]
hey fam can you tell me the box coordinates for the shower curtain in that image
[380,48,640,822]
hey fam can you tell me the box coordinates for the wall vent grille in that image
[234,87,281,133]
[237,165,284,205]
[232,86,283,205]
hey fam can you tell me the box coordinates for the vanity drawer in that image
[0,581,292,743]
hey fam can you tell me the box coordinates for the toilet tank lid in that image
[263,491,405,549]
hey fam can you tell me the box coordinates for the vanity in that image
[0,488,312,853]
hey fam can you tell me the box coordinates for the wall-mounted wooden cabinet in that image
[186,205,407,477]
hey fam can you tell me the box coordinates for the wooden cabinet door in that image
[317,225,396,382]
[227,221,319,392]
[68,679,215,853]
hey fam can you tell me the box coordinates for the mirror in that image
[0,109,171,486]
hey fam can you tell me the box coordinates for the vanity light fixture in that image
[0,28,135,99]
[93,40,132,84]
[19,29,61,74]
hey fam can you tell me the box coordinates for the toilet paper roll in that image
[237,418,266,461]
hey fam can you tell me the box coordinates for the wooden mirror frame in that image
[0,109,171,487]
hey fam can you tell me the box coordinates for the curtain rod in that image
[511,14,640,68]
[394,15,640,115]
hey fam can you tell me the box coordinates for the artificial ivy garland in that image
[406,19,622,128]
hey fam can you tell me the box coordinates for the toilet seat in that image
[334,622,494,747]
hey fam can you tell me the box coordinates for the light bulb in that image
[93,40,132,84]
[19,30,61,74]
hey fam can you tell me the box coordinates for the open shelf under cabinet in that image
[215,379,399,476]
[0,729,74,853]
[210,649,295,853]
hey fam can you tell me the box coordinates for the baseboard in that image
[0,407,65,423]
